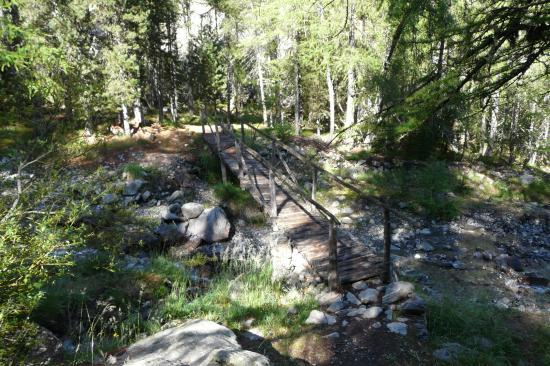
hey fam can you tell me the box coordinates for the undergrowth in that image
[427,297,550,366]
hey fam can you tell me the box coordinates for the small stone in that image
[346,292,361,306]
[167,190,185,203]
[358,288,379,304]
[451,260,466,270]
[416,242,434,252]
[495,254,523,272]
[482,251,493,261]
[161,203,183,222]
[352,281,368,291]
[362,306,383,319]
[341,320,349,327]
[101,193,118,204]
[316,291,342,306]
[433,342,468,362]
[327,300,346,313]
[142,191,151,201]
[387,322,407,335]
[287,306,298,315]
[418,228,431,235]
[382,281,414,305]
[123,179,144,196]
[385,308,393,320]
[324,332,340,339]
[341,217,354,225]
[340,207,354,215]
[371,321,381,329]
[346,306,367,317]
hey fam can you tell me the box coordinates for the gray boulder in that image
[182,202,205,220]
[123,179,144,196]
[114,319,269,366]
[327,300,346,313]
[187,207,231,243]
[387,322,407,336]
[399,296,427,315]
[161,203,183,222]
[382,281,414,305]
[305,310,336,325]
[358,288,379,304]
[155,223,187,243]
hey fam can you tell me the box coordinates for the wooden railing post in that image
[215,121,227,184]
[269,140,277,219]
[328,219,340,291]
[383,207,392,283]
[311,167,317,201]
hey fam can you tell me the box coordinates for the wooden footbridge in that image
[202,119,413,289]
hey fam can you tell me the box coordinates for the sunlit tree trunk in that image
[256,50,268,125]
[294,48,301,135]
[122,104,130,135]
[344,1,356,128]
[133,98,143,129]
[327,64,335,138]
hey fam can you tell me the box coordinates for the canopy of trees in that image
[1,0,548,164]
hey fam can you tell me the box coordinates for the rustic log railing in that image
[202,118,418,289]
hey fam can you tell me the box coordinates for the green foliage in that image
[269,122,295,143]
[361,161,461,219]
[427,297,550,366]
[0,164,105,362]
[123,163,147,180]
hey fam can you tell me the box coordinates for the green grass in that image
[427,297,550,365]
[213,183,266,225]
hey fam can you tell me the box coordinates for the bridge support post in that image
[383,207,392,283]
[328,219,340,291]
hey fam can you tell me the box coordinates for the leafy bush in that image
[123,163,147,180]
[365,161,461,219]
[0,166,100,362]
[270,122,294,143]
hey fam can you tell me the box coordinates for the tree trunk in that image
[257,50,268,125]
[294,51,301,135]
[344,1,356,128]
[133,99,143,129]
[327,65,336,138]
[529,108,548,165]
[122,104,130,135]
[484,91,499,157]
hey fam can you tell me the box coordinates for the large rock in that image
[167,190,185,203]
[399,296,427,315]
[182,202,205,220]
[382,281,414,305]
[29,326,63,365]
[114,319,269,366]
[187,207,231,243]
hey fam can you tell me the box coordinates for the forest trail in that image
[203,130,384,284]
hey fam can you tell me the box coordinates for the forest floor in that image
[2,123,548,365]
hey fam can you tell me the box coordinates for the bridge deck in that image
[204,132,383,283]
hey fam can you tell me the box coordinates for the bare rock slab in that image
[358,288,379,304]
[114,319,269,366]
[187,207,231,243]
[387,322,407,336]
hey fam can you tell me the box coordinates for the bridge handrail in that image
[241,121,418,226]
